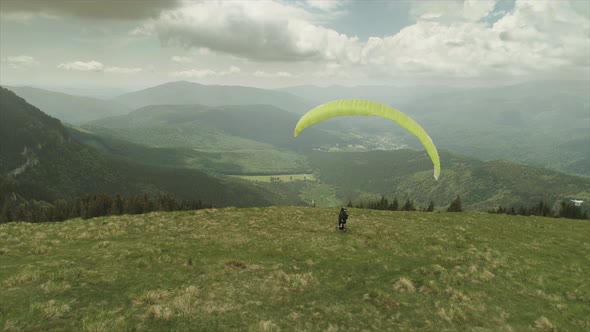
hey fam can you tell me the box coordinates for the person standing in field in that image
[338,207,349,231]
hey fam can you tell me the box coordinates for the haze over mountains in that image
[113,81,313,114]
[2,80,588,214]
[4,86,131,125]
[78,103,341,174]
[7,79,587,177]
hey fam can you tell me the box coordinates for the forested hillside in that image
[307,150,590,211]
[0,87,305,217]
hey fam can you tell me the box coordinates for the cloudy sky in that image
[1,0,589,91]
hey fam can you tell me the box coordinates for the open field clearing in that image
[1,207,589,331]
[229,174,315,182]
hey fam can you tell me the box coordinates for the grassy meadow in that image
[1,207,589,331]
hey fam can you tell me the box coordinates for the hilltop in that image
[1,207,588,331]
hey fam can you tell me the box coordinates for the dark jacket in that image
[339,208,348,222]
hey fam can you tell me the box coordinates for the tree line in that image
[0,193,212,223]
[349,195,587,219]
[488,200,588,220]
[347,195,463,212]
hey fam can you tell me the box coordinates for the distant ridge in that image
[113,80,313,113]
[4,86,130,125]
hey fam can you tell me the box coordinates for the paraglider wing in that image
[293,99,441,180]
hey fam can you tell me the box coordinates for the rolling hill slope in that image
[81,104,347,174]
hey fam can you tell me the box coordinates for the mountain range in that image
[9,80,587,176]
[113,80,313,114]
[2,80,588,213]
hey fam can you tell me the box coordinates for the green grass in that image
[298,183,342,208]
[1,208,589,331]
[229,173,315,182]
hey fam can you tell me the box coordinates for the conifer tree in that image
[426,200,435,212]
[391,197,399,211]
[447,195,462,212]
[402,199,416,211]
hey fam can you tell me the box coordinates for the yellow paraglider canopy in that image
[294,99,441,180]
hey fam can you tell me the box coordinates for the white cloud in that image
[254,70,293,78]
[170,66,241,78]
[1,55,39,68]
[138,0,588,83]
[57,61,143,74]
[462,0,498,21]
[130,24,154,36]
[410,0,498,23]
[356,0,590,81]
[171,69,216,79]
[306,0,348,12]
[104,66,143,74]
[4,0,587,86]
[410,0,464,23]
[57,60,104,71]
[0,11,58,21]
[171,56,192,63]
[54,0,589,84]
[148,1,360,62]
[220,66,241,76]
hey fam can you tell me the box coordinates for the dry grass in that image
[253,320,280,332]
[143,305,173,322]
[2,320,19,332]
[393,277,415,293]
[134,290,170,306]
[82,315,126,332]
[268,270,319,291]
[40,280,71,294]
[2,269,40,288]
[33,300,71,320]
[534,316,557,331]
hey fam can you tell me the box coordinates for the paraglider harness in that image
[338,208,349,232]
